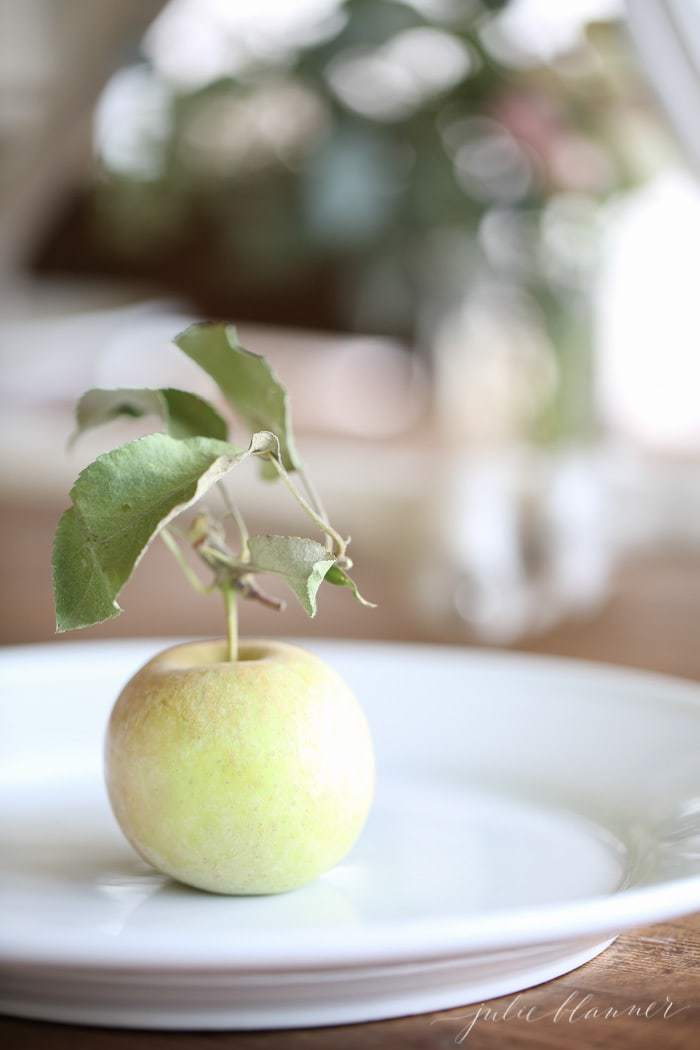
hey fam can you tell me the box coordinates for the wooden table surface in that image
[3,499,700,1047]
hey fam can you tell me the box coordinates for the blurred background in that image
[2,0,700,674]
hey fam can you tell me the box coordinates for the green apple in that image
[105,639,374,895]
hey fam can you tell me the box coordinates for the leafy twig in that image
[53,324,375,648]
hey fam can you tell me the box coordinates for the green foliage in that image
[174,324,300,471]
[53,323,373,640]
[247,535,335,617]
[72,387,228,443]
[54,433,266,631]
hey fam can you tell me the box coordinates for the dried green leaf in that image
[246,535,334,617]
[174,323,300,471]
[52,432,271,632]
[325,564,377,607]
[71,387,228,444]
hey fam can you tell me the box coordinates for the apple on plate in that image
[52,323,376,895]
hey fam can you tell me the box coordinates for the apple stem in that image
[298,464,329,528]
[160,528,214,595]
[222,583,238,662]
[217,482,250,562]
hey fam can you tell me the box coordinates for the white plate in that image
[2,639,700,1030]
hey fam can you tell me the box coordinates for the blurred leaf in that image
[301,0,423,63]
[325,563,376,607]
[52,432,274,632]
[71,387,228,444]
[247,535,334,617]
[174,323,301,471]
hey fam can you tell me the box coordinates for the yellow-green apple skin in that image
[105,640,374,895]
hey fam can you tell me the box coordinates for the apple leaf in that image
[52,432,273,632]
[71,387,228,444]
[174,323,301,471]
[246,535,335,617]
[324,564,377,608]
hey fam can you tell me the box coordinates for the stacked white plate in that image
[2,639,700,1029]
